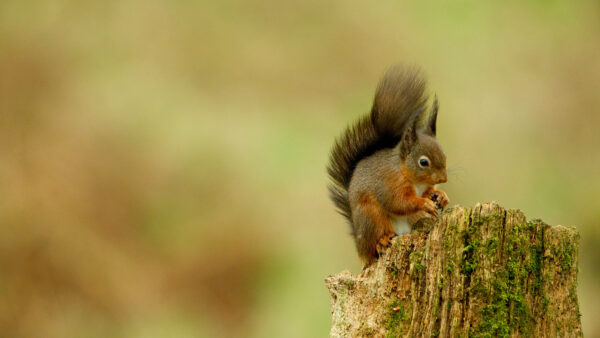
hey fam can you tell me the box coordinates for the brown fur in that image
[327,66,428,223]
[327,65,449,265]
[354,192,395,262]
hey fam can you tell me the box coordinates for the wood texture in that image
[326,202,582,337]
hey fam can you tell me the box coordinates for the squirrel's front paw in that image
[430,190,449,209]
[421,198,437,216]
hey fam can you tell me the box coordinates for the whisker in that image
[446,164,467,182]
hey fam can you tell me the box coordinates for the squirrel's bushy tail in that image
[327,66,429,223]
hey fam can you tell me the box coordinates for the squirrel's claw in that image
[430,190,449,210]
[376,233,397,256]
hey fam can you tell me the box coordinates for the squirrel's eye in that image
[418,156,430,168]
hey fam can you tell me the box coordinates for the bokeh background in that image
[2,0,600,337]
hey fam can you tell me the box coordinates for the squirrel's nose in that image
[438,172,447,184]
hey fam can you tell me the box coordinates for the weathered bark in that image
[326,202,582,337]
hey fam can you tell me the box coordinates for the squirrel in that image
[327,65,449,265]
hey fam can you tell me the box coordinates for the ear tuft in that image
[399,110,421,159]
[425,95,439,136]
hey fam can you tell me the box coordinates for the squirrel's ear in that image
[424,95,438,136]
[399,111,420,159]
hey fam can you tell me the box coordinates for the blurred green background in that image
[1,0,599,337]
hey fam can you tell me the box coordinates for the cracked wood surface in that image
[326,202,582,337]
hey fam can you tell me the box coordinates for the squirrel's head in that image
[397,97,447,185]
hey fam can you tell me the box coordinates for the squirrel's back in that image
[327,66,430,223]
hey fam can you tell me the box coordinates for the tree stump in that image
[325,202,582,337]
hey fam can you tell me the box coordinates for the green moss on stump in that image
[327,203,581,337]
[385,299,409,338]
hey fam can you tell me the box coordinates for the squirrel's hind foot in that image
[376,232,397,257]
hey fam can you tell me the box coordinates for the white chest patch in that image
[392,216,411,234]
[414,184,430,197]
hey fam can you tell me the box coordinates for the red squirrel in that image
[327,65,449,264]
